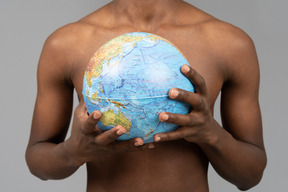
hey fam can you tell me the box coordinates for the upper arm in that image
[220,28,264,149]
[28,32,74,147]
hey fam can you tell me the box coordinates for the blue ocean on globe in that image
[82,32,194,143]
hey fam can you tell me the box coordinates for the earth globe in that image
[82,32,194,143]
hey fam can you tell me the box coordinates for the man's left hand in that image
[155,64,217,144]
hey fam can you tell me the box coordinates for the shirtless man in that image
[25,0,267,191]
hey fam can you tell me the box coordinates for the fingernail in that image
[161,114,169,121]
[182,64,190,73]
[93,111,101,119]
[170,89,179,98]
[116,126,126,135]
[155,136,161,142]
[134,141,143,146]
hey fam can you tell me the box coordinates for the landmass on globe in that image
[82,32,194,143]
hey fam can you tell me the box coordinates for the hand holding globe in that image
[65,100,153,166]
[155,64,215,145]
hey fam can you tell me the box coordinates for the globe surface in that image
[82,32,194,143]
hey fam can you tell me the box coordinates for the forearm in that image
[199,120,267,190]
[26,141,81,180]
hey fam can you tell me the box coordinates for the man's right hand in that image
[64,101,151,166]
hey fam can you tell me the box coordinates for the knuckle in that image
[169,114,177,123]
[172,130,184,140]
[195,96,207,109]
[79,123,89,133]
[197,116,206,125]
[79,124,85,132]
[161,134,170,141]
[178,129,186,138]
[94,136,105,146]
[187,115,195,127]
[179,89,188,99]
[198,97,205,107]
[108,131,119,141]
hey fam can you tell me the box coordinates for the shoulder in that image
[197,18,258,82]
[42,7,113,65]
[193,14,255,55]
[40,20,102,71]
[181,4,259,83]
[43,22,96,57]
[45,3,110,47]
[37,22,97,85]
[38,5,115,86]
[183,5,256,64]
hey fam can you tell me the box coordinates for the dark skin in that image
[26,0,267,191]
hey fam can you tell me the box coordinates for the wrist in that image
[62,139,85,168]
[198,119,221,147]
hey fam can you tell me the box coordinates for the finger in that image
[94,125,128,145]
[169,88,205,110]
[181,64,208,96]
[81,110,102,134]
[154,127,191,142]
[159,111,198,126]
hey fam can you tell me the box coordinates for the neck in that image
[112,0,182,31]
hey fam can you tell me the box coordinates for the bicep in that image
[221,82,263,148]
[220,35,264,149]
[28,36,74,146]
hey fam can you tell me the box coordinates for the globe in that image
[82,32,194,143]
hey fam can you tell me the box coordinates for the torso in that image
[62,3,230,192]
